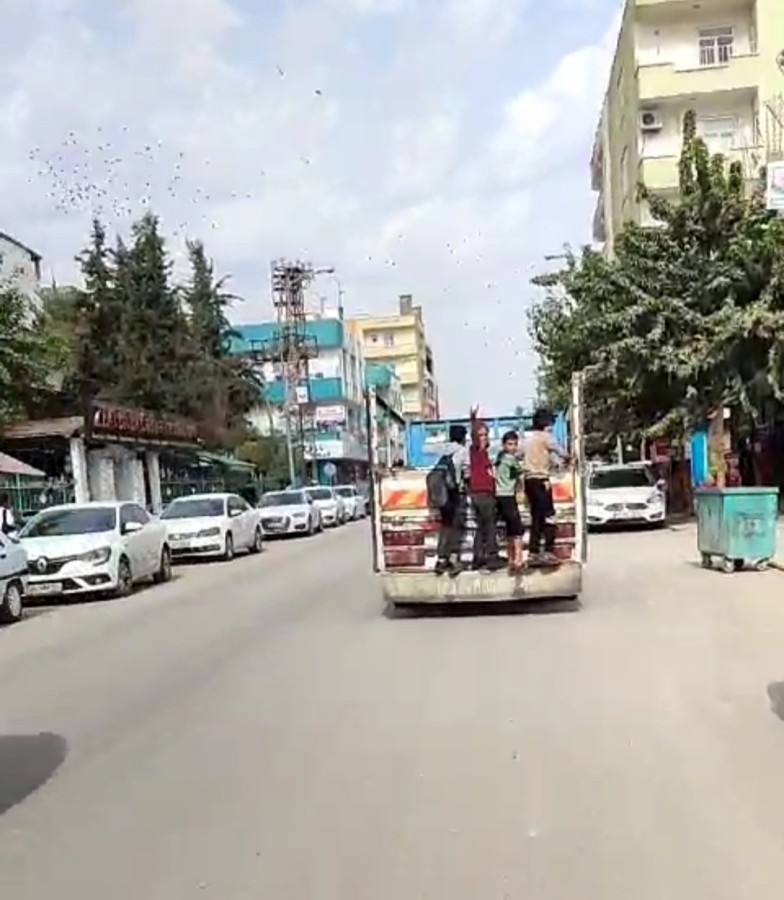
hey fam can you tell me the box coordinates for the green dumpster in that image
[695,486,779,573]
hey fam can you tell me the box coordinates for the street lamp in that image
[314,266,344,318]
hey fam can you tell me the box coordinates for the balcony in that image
[639,144,765,191]
[637,53,760,102]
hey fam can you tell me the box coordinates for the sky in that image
[1,0,622,416]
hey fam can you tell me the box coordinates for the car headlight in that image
[647,491,663,504]
[197,527,221,538]
[79,546,112,564]
[292,511,308,519]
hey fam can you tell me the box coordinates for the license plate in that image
[173,539,193,549]
[27,582,63,597]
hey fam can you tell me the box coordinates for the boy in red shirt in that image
[469,420,503,571]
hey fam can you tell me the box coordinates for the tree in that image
[181,239,261,446]
[0,286,65,425]
[529,109,784,445]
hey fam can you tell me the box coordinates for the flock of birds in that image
[20,62,540,365]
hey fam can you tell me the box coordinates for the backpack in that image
[426,453,458,510]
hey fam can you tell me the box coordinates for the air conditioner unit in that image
[639,109,663,132]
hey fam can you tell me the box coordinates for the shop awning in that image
[0,451,45,477]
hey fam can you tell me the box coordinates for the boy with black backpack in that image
[429,424,470,576]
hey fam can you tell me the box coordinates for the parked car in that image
[303,486,345,526]
[334,484,365,519]
[0,532,28,624]
[587,462,666,529]
[160,492,263,561]
[259,490,322,537]
[19,501,172,601]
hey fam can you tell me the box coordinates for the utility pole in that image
[247,261,318,486]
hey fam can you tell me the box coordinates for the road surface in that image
[3,522,784,899]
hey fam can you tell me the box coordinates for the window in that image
[129,504,150,525]
[697,116,736,153]
[228,496,249,515]
[698,26,733,67]
[383,333,394,347]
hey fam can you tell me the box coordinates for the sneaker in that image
[541,551,561,567]
[434,559,449,576]
[447,561,464,578]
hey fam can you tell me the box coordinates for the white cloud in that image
[438,0,523,48]
[0,0,619,413]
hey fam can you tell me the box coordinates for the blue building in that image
[232,317,368,483]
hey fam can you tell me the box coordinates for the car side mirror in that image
[230,509,242,517]
[123,521,143,534]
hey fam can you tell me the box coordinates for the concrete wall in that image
[0,236,40,302]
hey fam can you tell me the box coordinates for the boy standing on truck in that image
[524,409,570,566]
[495,430,525,573]
[469,421,503,571]
[433,424,470,576]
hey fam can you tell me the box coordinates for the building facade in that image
[348,294,439,420]
[0,231,42,300]
[365,363,406,465]
[592,0,784,250]
[233,317,368,483]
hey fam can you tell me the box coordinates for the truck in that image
[366,373,586,610]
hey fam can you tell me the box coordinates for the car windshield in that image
[590,468,654,490]
[161,497,225,519]
[21,506,117,537]
[307,489,332,500]
[335,487,354,497]
[262,492,306,507]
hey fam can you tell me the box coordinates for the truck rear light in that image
[555,522,575,539]
[382,530,425,547]
[384,548,426,567]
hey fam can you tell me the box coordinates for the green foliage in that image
[530,109,784,443]
[0,286,65,425]
[41,214,263,448]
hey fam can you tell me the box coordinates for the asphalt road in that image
[3,522,784,898]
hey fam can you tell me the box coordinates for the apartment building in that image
[592,0,784,249]
[0,231,42,300]
[348,294,439,420]
[232,317,368,483]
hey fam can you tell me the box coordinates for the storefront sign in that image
[314,404,346,424]
[93,405,198,442]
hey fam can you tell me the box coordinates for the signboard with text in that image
[92,406,199,442]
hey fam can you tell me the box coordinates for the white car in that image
[161,493,263,561]
[19,501,172,601]
[304,486,345,527]
[587,463,666,529]
[259,490,322,537]
[334,485,365,519]
[0,531,29,624]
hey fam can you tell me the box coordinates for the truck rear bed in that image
[373,468,583,605]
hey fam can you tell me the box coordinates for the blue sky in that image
[1,0,622,415]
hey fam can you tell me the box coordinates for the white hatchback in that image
[259,490,322,537]
[0,532,29,624]
[20,501,172,601]
[333,485,365,520]
[161,493,263,561]
[304,486,345,527]
[587,463,666,529]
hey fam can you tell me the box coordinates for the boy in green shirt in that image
[495,430,525,573]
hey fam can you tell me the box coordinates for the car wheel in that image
[0,580,24,624]
[223,533,235,561]
[113,557,133,598]
[153,546,173,584]
[249,527,263,554]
